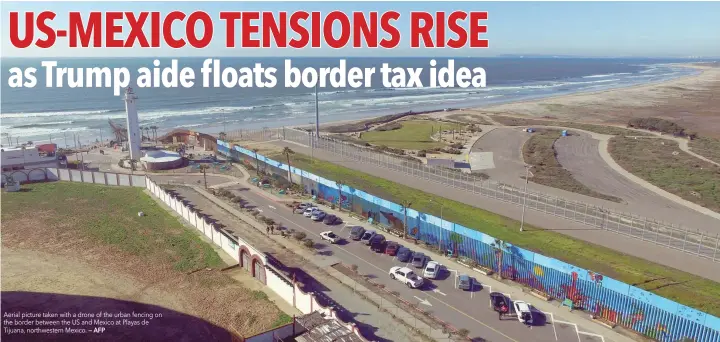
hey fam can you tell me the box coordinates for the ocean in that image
[0,57,701,147]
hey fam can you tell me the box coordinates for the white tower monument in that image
[124,87,142,160]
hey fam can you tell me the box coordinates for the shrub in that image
[375,122,403,131]
[231,197,242,203]
[303,239,314,248]
[250,210,259,217]
[350,264,359,273]
[293,231,307,240]
[627,117,688,136]
[455,328,469,337]
[417,150,427,157]
[450,143,464,149]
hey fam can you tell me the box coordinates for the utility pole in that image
[63,132,68,148]
[312,84,320,162]
[402,200,412,239]
[520,165,533,232]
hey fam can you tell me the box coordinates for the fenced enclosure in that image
[227,127,720,262]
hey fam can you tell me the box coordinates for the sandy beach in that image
[475,63,720,138]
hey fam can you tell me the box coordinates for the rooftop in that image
[295,312,364,342]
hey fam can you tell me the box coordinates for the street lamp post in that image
[520,165,533,232]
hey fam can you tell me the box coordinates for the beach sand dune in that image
[480,64,720,138]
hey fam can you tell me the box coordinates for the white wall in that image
[143,177,366,342]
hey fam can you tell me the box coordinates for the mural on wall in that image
[561,272,588,308]
[587,271,604,286]
[379,210,404,233]
[218,142,720,342]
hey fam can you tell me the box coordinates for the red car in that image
[385,241,400,256]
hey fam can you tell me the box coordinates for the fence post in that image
[682,226,689,250]
[698,230,704,254]
[714,234,719,261]
[641,218,647,240]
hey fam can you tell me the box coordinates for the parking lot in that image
[218,183,611,342]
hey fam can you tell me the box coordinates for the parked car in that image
[396,247,413,262]
[320,231,341,244]
[348,225,365,240]
[322,214,342,225]
[411,252,428,268]
[489,292,511,319]
[384,241,400,256]
[311,210,326,221]
[294,203,313,214]
[369,234,386,252]
[458,274,473,291]
[303,207,318,217]
[513,301,533,325]
[360,230,376,245]
[423,261,441,279]
[389,266,424,289]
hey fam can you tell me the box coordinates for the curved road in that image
[471,127,720,233]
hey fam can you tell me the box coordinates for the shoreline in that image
[295,63,713,132]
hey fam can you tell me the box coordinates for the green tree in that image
[219,132,227,141]
[252,148,260,176]
[198,164,209,189]
[335,180,345,210]
[491,239,508,276]
[283,147,294,183]
[449,232,463,258]
[150,125,158,143]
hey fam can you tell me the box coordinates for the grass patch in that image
[271,313,293,328]
[360,120,466,150]
[274,151,720,315]
[609,137,720,212]
[523,129,623,203]
[492,115,653,136]
[689,136,720,164]
[252,290,269,300]
[1,182,225,272]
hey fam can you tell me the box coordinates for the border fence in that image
[218,139,720,342]
[227,127,720,262]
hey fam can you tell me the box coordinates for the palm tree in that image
[252,148,260,176]
[491,239,508,276]
[219,132,227,141]
[449,232,463,258]
[282,147,294,183]
[150,126,158,143]
[401,200,412,239]
[198,164,209,189]
[335,180,345,210]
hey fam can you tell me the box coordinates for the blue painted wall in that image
[218,140,720,342]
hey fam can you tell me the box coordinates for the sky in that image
[2,1,719,58]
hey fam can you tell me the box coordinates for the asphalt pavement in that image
[212,181,619,342]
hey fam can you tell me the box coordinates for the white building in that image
[1,144,59,172]
[124,87,142,160]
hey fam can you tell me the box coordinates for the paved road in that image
[209,182,613,342]
[471,127,531,184]
[271,140,720,282]
[471,128,720,233]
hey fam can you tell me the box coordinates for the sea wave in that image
[8,120,75,129]
[3,125,90,137]
[0,109,111,119]
[582,72,632,79]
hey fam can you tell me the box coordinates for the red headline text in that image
[9,11,489,49]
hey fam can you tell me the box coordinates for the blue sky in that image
[2,1,719,57]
